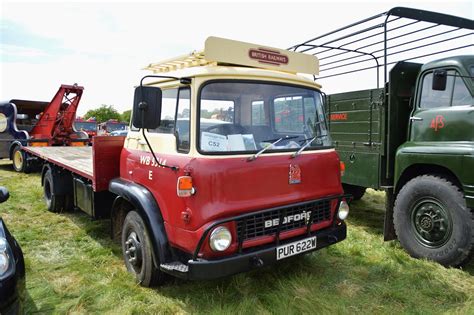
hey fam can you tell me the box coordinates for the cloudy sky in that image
[1,0,472,115]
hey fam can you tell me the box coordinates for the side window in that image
[150,88,178,133]
[452,76,473,106]
[420,70,454,109]
[176,88,191,152]
[251,100,266,126]
[274,96,304,133]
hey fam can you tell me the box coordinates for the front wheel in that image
[121,211,166,287]
[394,175,474,267]
[12,146,30,173]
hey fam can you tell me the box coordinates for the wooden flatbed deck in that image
[23,136,125,191]
[24,146,94,179]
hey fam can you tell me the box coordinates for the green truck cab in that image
[291,7,474,266]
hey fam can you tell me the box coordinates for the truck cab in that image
[109,37,349,285]
[396,56,474,200]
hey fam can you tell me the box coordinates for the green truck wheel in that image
[393,175,474,267]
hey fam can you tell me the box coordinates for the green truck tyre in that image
[393,175,474,266]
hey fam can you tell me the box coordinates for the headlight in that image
[209,226,232,252]
[338,200,350,220]
[0,238,9,275]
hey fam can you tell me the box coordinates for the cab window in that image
[176,88,191,152]
[452,76,473,106]
[419,71,454,109]
[419,70,473,108]
[150,88,178,133]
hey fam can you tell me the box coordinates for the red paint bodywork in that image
[92,136,126,191]
[120,148,342,257]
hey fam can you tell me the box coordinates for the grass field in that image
[0,159,473,314]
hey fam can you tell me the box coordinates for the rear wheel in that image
[12,146,30,173]
[343,184,366,201]
[394,175,474,267]
[121,211,165,287]
[43,169,66,213]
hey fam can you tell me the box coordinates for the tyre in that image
[394,175,474,267]
[343,184,366,201]
[121,211,165,287]
[43,168,66,213]
[12,146,30,173]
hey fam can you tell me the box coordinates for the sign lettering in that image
[430,115,445,132]
[249,48,289,66]
[330,113,348,121]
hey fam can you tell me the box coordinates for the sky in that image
[1,0,473,115]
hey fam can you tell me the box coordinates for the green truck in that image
[290,7,474,266]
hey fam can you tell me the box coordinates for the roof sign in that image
[145,36,319,75]
[205,36,319,75]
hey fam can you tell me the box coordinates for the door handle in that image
[138,140,147,145]
[410,116,423,121]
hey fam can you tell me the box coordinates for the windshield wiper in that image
[291,134,329,158]
[248,135,298,161]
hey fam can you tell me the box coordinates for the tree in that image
[121,110,132,123]
[84,105,121,123]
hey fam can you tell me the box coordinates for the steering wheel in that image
[204,124,246,135]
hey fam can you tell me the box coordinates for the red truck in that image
[23,37,350,286]
[98,119,128,136]
[0,84,89,172]
[74,117,98,139]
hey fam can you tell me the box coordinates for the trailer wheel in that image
[122,211,165,287]
[343,184,366,201]
[394,175,474,267]
[12,146,30,173]
[43,169,65,213]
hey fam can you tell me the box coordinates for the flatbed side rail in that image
[289,7,474,88]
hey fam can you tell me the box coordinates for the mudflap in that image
[384,188,397,241]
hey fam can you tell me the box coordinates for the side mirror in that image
[132,86,162,129]
[0,187,9,203]
[432,70,447,91]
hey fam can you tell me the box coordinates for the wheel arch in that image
[8,141,23,159]
[109,178,172,266]
[395,163,463,196]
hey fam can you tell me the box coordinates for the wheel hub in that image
[14,150,23,168]
[412,200,452,248]
[125,232,142,270]
[419,215,433,231]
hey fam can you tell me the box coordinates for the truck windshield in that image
[199,81,331,154]
[74,121,97,131]
[107,123,127,132]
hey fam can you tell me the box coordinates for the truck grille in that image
[236,199,332,241]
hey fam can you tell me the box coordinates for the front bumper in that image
[165,222,346,280]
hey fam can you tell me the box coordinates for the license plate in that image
[276,236,317,260]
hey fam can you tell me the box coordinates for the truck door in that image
[410,69,474,142]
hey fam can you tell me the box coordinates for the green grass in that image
[0,159,473,314]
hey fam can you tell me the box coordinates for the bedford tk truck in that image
[23,37,350,286]
[290,7,474,266]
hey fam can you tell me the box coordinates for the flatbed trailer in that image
[23,136,125,217]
